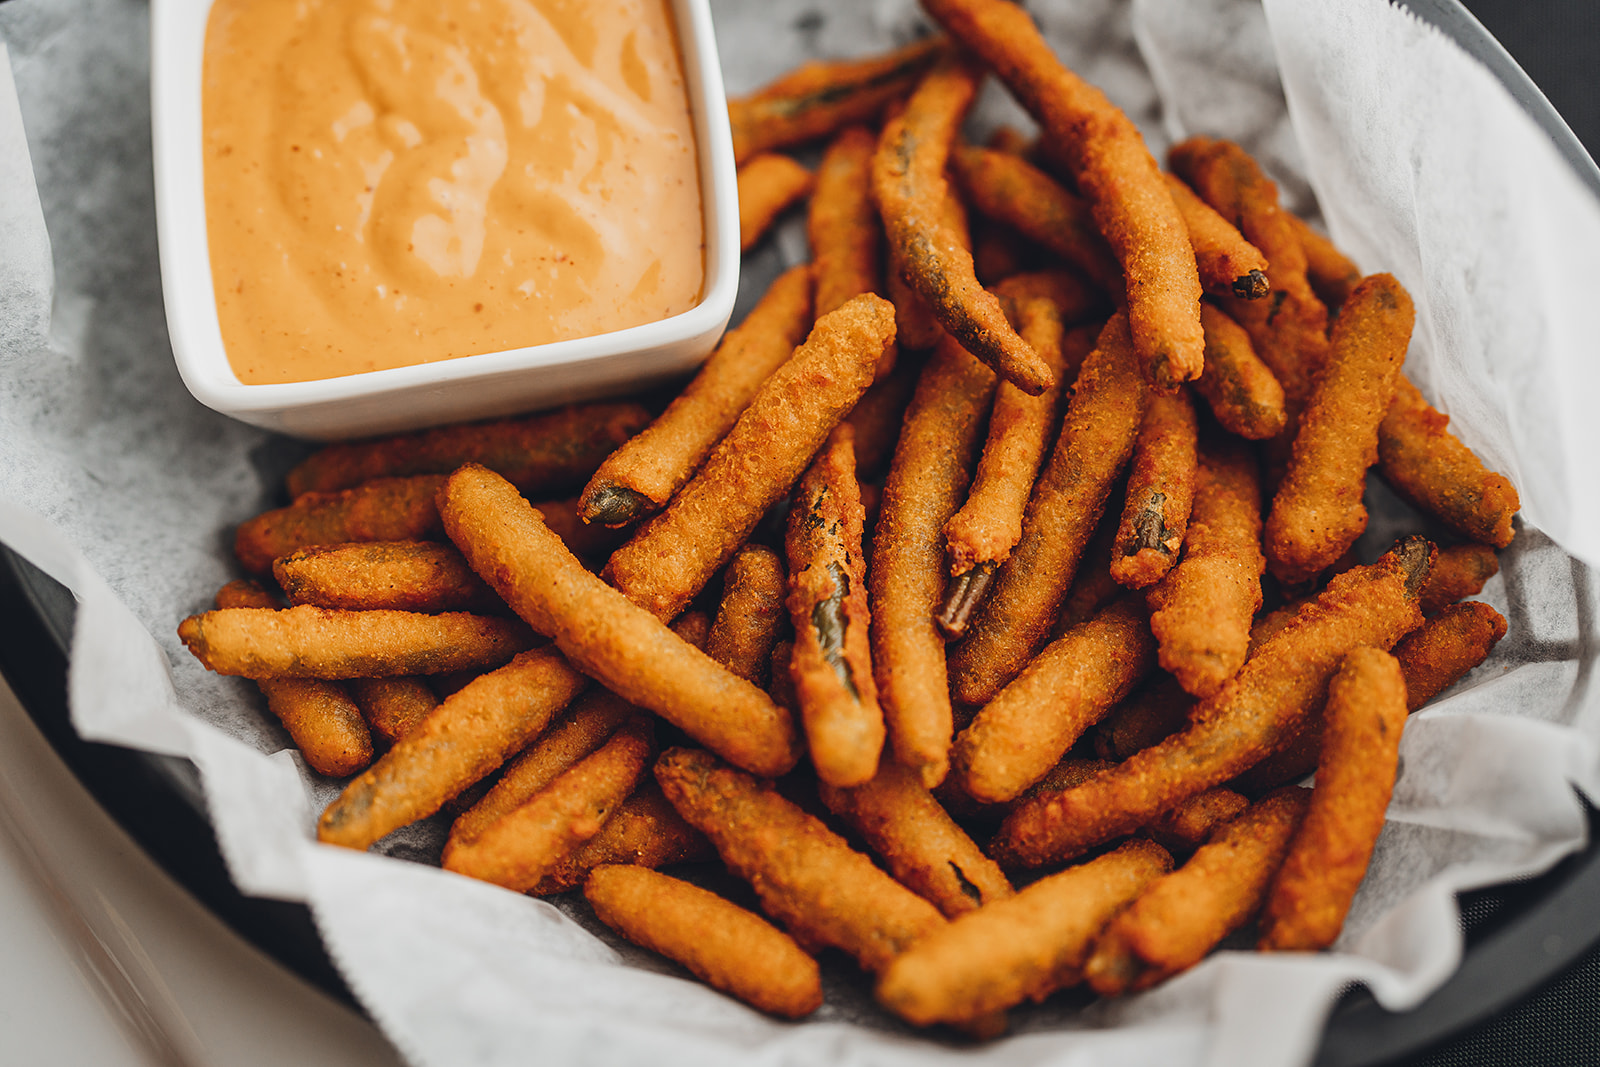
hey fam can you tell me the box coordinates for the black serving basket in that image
[4,0,1600,1063]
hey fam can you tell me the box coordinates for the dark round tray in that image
[4,1,1599,1063]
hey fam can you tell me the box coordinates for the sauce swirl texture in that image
[203,0,705,384]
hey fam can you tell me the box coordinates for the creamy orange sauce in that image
[202,0,705,384]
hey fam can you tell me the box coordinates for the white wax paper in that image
[2,1,1599,1065]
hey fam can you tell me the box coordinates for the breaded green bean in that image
[534,781,712,895]
[948,143,1121,293]
[1164,173,1269,300]
[1111,388,1198,589]
[178,605,531,679]
[1260,648,1408,951]
[1093,674,1195,761]
[214,581,373,777]
[1088,788,1308,994]
[449,688,635,848]
[274,540,499,614]
[1193,302,1287,441]
[1147,438,1265,698]
[235,475,446,574]
[948,311,1147,708]
[1392,601,1507,710]
[939,297,1071,637]
[873,55,1053,395]
[1378,374,1520,549]
[704,545,787,687]
[443,717,655,892]
[728,38,945,164]
[992,538,1430,869]
[603,294,893,621]
[787,426,884,787]
[579,266,814,527]
[924,0,1205,389]
[1419,543,1501,617]
[1285,213,1362,310]
[871,333,997,787]
[738,153,813,251]
[875,839,1172,1025]
[1266,274,1414,584]
[348,677,437,748]
[954,594,1155,804]
[819,760,1012,918]
[443,465,802,777]
[318,647,587,850]
[811,127,892,379]
[656,747,946,975]
[585,866,823,1019]
[283,404,650,498]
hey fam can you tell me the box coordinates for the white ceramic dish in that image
[150,0,739,441]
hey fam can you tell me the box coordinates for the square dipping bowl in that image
[150,0,740,441]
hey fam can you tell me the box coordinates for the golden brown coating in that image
[1285,213,1362,311]
[318,647,587,850]
[579,265,814,527]
[1093,674,1195,761]
[923,0,1205,389]
[992,538,1430,869]
[954,594,1155,804]
[948,312,1146,708]
[1419,543,1501,617]
[214,581,373,777]
[534,781,712,895]
[586,866,824,1018]
[603,294,894,620]
[704,545,788,687]
[443,717,655,892]
[873,55,1053,395]
[1193,302,1287,441]
[1260,647,1408,951]
[1052,505,1121,637]
[818,760,1012,919]
[1392,601,1508,710]
[875,838,1172,1025]
[991,271,1106,332]
[871,333,997,788]
[177,605,531,679]
[449,688,636,848]
[1143,786,1251,856]
[274,540,499,614]
[284,403,651,498]
[1147,438,1265,698]
[786,427,885,787]
[656,747,946,975]
[728,38,945,164]
[737,153,814,251]
[939,298,1070,637]
[1378,375,1520,549]
[442,465,802,777]
[348,677,438,748]
[1266,275,1415,583]
[1170,138,1329,415]
[1111,389,1199,589]
[810,127,891,377]
[1163,173,1270,300]
[1235,600,1508,795]
[844,355,922,480]
[235,475,446,574]
[1088,788,1308,994]
[948,143,1121,293]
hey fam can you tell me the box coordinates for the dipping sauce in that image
[202,0,705,385]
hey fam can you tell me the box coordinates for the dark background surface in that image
[0,1,1597,1065]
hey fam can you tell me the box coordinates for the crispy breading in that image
[1260,648,1408,951]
